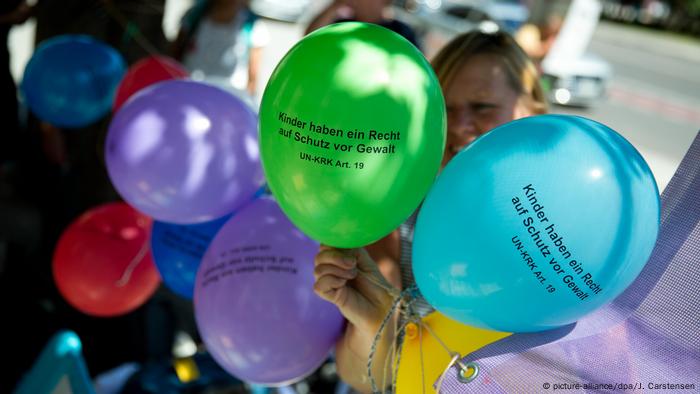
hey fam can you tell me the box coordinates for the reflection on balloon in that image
[105,80,265,224]
[113,55,188,112]
[259,22,445,247]
[194,197,344,385]
[413,115,660,332]
[21,35,126,128]
[53,202,160,317]
[151,214,230,298]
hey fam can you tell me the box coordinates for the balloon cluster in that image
[46,22,660,388]
[45,30,348,386]
[259,23,659,335]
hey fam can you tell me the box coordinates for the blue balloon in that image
[151,215,230,298]
[413,115,660,332]
[21,35,126,128]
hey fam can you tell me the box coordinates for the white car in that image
[394,0,612,108]
[542,53,612,107]
[481,0,529,33]
[540,0,612,107]
[250,0,311,22]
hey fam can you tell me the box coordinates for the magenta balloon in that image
[105,80,265,223]
[194,196,345,385]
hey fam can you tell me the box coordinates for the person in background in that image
[172,0,268,97]
[3,2,186,391]
[312,29,548,393]
[305,0,419,49]
[515,13,563,70]
[0,0,32,166]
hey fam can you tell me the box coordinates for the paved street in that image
[559,21,700,192]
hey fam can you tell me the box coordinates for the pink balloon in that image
[113,55,188,112]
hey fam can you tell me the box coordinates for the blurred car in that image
[414,0,528,32]
[395,0,611,108]
[250,0,311,22]
[482,0,529,32]
[539,0,612,108]
[541,53,612,107]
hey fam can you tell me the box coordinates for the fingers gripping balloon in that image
[413,115,660,332]
[259,22,446,247]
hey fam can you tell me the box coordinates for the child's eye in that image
[471,103,498,113]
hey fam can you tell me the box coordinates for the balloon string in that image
[363,274,420,394]
[434,353,462,393]
[419,323,426,394]
[420,320,459,362]
[359,269,401,298]
[420,320,477,393]
[100,0,162,57]
[359,270,475,392]
[381,319,409,392]
[100,0,186,79]
[390,318,410,393]
[115,236,150,287]
[366,288,403,393]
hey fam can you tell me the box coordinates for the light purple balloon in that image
[194,196,345,385]
[105,80,264,223]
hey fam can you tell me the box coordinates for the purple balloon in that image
[194,196,345,385]
[105,80,264,223]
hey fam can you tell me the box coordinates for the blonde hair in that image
[431,29,548,115]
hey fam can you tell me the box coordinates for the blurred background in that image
[1,0,698,392]
[8,0,700,194]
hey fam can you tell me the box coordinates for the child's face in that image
[442,53,529,167]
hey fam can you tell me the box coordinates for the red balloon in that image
[53,202,160,317]
[113,55,188,112]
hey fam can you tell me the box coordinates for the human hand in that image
[313,246,396,335]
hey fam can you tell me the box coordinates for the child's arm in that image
[314,246,398,393]
[247,46,262,95]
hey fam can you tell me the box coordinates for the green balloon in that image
[260,22,446,247]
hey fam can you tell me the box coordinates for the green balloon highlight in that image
[260,22,446,247]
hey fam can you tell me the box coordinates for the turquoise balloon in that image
[413,115,660,332]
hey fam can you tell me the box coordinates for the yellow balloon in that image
[396,311,511,393]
